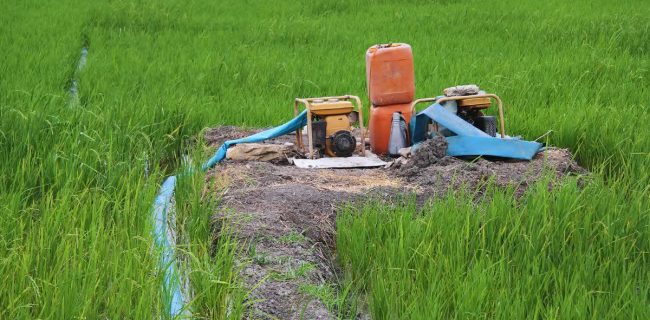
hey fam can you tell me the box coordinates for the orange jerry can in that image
[366,43,415,106]
[368,103,413,155]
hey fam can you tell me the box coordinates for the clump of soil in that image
[204,126,585,319]
[396,135,450,171]
[393,138,586,198]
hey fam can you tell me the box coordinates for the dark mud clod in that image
[400,135,449,169]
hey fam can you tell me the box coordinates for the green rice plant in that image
[299,282,359,319]
[1,0,649,318]
[337,176,649,319]
[0,0,244,317]
[173,162,245,319]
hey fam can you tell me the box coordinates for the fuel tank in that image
[366,43,415,154]
[368,103,413,155]
[366,43,415,106]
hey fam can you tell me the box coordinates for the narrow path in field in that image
[63,37,192,317]
[69,45,88,105]
[211,161,385,319]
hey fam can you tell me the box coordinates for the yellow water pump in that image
[294,95,366,159]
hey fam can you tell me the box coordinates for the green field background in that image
[1,0,648,318]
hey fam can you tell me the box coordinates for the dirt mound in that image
[204,126,585,319]
[391,137,586,200]
[209,162,402,319]
[393,138,585,198]
[394,135,450,172]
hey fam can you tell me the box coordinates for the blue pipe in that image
[202,110,308,171]
[411,102,542,160]
[152,176,188,318]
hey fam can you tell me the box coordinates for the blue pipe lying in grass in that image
[69,46,88,106]
[152,176,188,318]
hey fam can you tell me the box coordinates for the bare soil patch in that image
[204,126,585,319]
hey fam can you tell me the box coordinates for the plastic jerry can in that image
[366,43,415,106]
[369,103,413,155]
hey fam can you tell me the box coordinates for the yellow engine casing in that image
[323,114,352,157]
[310,100,355,157]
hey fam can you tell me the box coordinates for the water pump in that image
[293,95,366,159]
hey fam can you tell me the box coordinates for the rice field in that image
[1,0,648,319]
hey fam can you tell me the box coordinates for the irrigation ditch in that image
[66,39,195,318]
[68,45,88,105]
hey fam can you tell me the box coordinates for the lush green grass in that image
[338,177,648,318]
[1,1,161,318]
[174,158,246,319]
[1,0,243,318]
[329,0,650,318]
[1,0,648,318]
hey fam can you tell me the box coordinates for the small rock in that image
[398,147,412,158]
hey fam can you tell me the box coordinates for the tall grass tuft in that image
[338,176,649,319]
